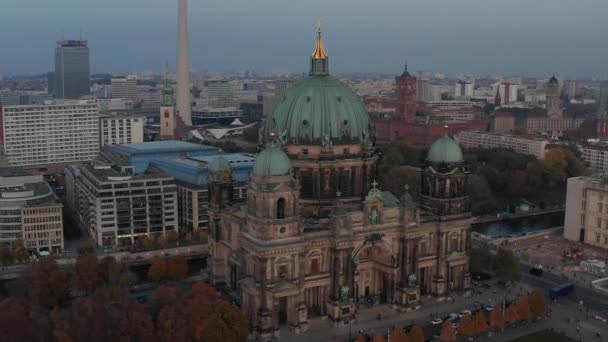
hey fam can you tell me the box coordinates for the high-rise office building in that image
[111,76,138,102]
[454,80,474,98]
[54,40,91,99]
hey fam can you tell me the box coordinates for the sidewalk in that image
[282,284,535,342]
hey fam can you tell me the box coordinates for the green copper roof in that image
[253,147,292,177]
[365,180,383,202]
[265,75,370,145]
[208,156,231,173]
[427,135,463,163]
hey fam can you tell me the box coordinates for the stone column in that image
[346,248,355,297]
[400,238,408,287]
[331,249,340,300]
[259,257,269,310]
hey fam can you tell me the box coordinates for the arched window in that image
[277,198,286,219]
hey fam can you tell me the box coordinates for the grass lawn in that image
[510,329,577,342]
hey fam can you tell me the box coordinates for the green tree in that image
[0,243,13,265]
[469,242,493,275]
[466,174,497,214]
[201,301,249,342]
[493,248,521,284]
[12,239,29,262]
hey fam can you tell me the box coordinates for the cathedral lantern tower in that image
[261,21,378,218]
[420,129,470,219]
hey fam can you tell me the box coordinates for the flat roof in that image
[110,141,218,153]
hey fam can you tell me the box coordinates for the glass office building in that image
[54,40,90,99]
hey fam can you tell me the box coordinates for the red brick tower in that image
[393,64,417,140]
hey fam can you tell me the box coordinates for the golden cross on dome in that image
[372,179,378,189]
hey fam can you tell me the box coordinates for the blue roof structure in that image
[150,153,256,187]
[104,141,220,174]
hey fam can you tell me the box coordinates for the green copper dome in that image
[265,27,370,146]
[266,76,370,145]
[208,156,231,173]
[253,147,292,177]
[427,135,463,163]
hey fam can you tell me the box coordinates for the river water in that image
[472,211,565,238]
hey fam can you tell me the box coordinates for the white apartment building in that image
[0,170,64,254]
[1,100,99,168]
[111,76,138,102]
[581,144,608,173]
[99,112,145,147]
[526,117,584,133]
[455,131,548,159]
[65,164,178,247]
[564,176,608,249]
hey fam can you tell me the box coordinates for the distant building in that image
[97,140,220,174]
[525,117,584,133]
[65,164,178,247]
[493,112,515,134]
[99,112,145,147]
[494,82,518,105]
[581,144,608,173]
[111,76,138,102]
[455,131,548,159]
[416,78,431,103]
[274,80,293,97]
[454,81,474,98]
[1,100,99,170]
[204,80,232,98]
[54,40,90,99]
[564,176,608,249]
[191,107,243,123]
[0,169,63,254]
[150,153,255,230]
[546,76,562,118]
[562,80,580,101]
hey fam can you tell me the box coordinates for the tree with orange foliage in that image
[354,335,366,342]
[473,310,488,334]
[440,320,456,342]
[489,305,505,330]
[74,253,98,294]
[151,285,181,317]
[373,333,386,342]
[409,325,425,342]
[185,282,221,339]
[148,257,168,282]
[504,304,518,326]
[156,235,167,248]
[458,313,475,337]
[389,326,410,342]
[203,301,248,342]
[30,257,69,309]
[516,296,531,323]
[528,291,546,318]
[167,256,188,280]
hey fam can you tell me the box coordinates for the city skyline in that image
[1,0,608,78]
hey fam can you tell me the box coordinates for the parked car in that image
[594,313,607,323]
[460,310,472,318]
[431,318,443,325]
[485,305,495,312]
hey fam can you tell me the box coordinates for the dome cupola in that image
[208,155,231,173]
[253,146,292,177]
[427,129,463,164]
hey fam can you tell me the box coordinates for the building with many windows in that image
[54,40,90,99]
[111,76,138,102]
[99,112,145,147]
[564,176,608,249]
[581,144,608,173]
[0,100,100,170]
[525,117,584,133]
[65,164,178,247]
[455,131,548,159]
[0,169,63,254]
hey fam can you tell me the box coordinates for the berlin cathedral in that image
[208,25,472,341]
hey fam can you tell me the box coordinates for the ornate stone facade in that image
[207,28,472,341]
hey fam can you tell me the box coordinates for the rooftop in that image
[83,165,171,182]
[109,141,218,154]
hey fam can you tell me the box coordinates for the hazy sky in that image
[1,0,607,77]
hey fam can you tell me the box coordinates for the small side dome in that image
[253,147,292,177]
[208,156,231,173]
[427,135,463,163]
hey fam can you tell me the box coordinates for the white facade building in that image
[455,131,548,159]
[1,100,100,168]
[111,76,138,102]
[454,81,474,98]
[564,176,608,249]
[582,144,608,173]
[99,112,145,147]
[65,164,178,247]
